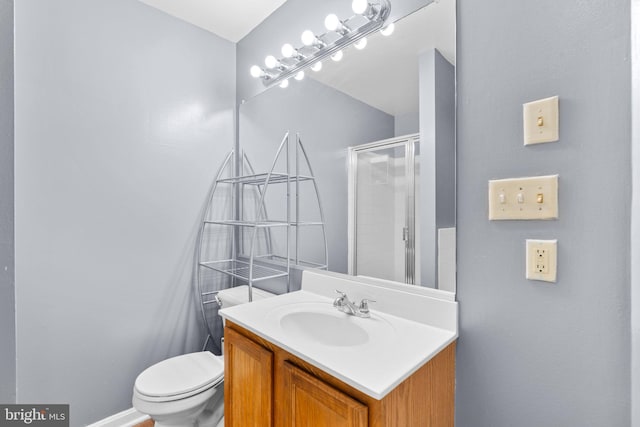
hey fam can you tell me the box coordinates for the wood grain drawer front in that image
[225,327,274,427]
[281,361,368,427]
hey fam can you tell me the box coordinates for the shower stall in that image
[348,134,420,285]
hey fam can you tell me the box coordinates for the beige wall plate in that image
[523,96,559,145]
[488,175,559,220]
[526,239,557,283]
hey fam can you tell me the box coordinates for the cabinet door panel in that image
[281,361,367,427]
[225,327,273,427]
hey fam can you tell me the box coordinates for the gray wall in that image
[394,112,419,136]
[0,0,15,404]
[419,49,455,288]
[14,1,235,425]
[236,0,434,103]
[632,0,640,423]
[456,0,631,426]
[239,78,394,279]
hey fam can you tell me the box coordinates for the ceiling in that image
[137,0,288,42]
[137,0,455,116]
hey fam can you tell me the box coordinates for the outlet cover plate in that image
[526,239,557,282]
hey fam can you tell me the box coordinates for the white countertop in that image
[219,270,458,400]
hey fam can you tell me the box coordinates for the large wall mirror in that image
[237,0,456,295]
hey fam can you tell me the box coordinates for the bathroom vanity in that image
[220,270,458,427]
[224,321,455,426]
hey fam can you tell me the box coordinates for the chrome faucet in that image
[333,290,375,318]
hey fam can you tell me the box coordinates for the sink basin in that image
[280,311,369,346]
[267,302,395,348]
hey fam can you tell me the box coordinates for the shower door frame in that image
[347,133,419,285]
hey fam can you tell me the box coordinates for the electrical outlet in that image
[526,239,557,282]
[534,247,549,274]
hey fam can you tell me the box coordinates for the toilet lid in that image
[134,352,224,398]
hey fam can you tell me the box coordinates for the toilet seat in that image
[134,352,224,402]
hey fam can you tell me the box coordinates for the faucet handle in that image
[358,299,376,314]
[333,290,348,306]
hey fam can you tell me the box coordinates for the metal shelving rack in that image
[196,132,328,349]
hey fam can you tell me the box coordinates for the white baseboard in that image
[86,408,149,427]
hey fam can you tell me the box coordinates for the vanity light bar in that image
[251,0,392,88]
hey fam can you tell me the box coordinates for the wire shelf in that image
[216,172,315,186]
[268,255,328,270]
[199,259,288,282]
[204,220,324,228]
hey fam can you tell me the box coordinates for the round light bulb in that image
[265,55,279,68]
[380,22,395,36]
[279,79,289,89]
[324,14,341,32]
[250,65,263,78]
[310,61,322,72]
[301,30,316,46]
[295,71,305,81]
[281,43,295,58]
[352,0,368,14]
[331,50,343,62]
[354,37,367,50]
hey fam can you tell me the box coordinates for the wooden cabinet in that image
[224,327,273,427]
[224,321,455,427]
[281,361,368,427]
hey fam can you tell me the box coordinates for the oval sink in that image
[267,302,395,348]
[280,311,369,347]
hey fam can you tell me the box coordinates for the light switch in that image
[526,239,557,282]
[523,96,559,145]
[488,175,558,220]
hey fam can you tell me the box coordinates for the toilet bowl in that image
[132,351,224,427]
[133,286,276,426]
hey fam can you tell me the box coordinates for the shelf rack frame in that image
[195,132,328,349]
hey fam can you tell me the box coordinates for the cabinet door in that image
[224,327,273,427]
[281,361,368,427]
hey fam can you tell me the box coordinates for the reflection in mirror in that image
[249,0,392,88]
[238,0,455,294]
[348,135,420,285]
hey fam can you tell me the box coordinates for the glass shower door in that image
[348,135,418,284]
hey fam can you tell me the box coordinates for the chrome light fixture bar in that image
[252,0,392,88]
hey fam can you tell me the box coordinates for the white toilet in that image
[132,285,276,426]
[132,351,225,427]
